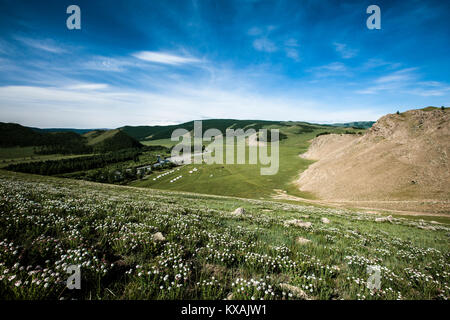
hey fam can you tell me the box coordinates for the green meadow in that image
[131,125,360,200]
[0,170,448,300]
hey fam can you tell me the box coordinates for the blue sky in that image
[0,0,449,128]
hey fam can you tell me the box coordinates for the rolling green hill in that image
[0,123,142,155]
[121,119,320,141]
[31,127,103,135]
[84,129,143,152]
[0,122,47,147]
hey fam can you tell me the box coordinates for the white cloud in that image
[253,38,277,52]
[81,56,136,72]
[14,36,66,54]
[333,42,357,59]
[375,68,417,84]
[285,48,300,61]
[133,51,201,65]
[0,83,383,128]
[362,58,401,70]
[65,83,109,90]
[356,68,450,96]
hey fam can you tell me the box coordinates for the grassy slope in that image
[141,139,179,148]
[131,125,361,199]
[84,129,120,146]
[0,146,36,160]
[0,150,95,169]
[0,170,448,300]
[83,129,142,152]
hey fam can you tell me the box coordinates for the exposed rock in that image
[279,283,310,300]
[295,237,311,245]
[419,225,436,231]
[225,293,234,300]
[231,207,246,216]
[375,215,393,223]
[152,232,166,241]
[284,219,312,228]
[321,217,330,224]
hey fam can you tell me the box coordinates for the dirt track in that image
[272,189,450,217]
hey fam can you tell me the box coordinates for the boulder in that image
[375,215,393,223]
[231,207,246,216]
[225,293,234,300]
[418,225,436,231]
[321,217,330,224]
[295,237,311,245]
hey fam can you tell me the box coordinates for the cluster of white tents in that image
[170,175,183,183]
[153,168,180,181]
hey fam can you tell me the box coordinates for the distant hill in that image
[297,107,449,213]
[32,128,105,135]
[328,121,375,129]
[0,122,142,154]
[0,122,46,147]
[121,119,327,141]
[84,129,142,152]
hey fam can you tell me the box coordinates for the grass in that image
[0,170,448,300]
[141,139,179,148]
[0,146,36,160]
[84,130,118,145]
[132,126,360,200]
[0,148,95,169]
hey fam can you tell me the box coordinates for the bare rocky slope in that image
[296,107,450,214]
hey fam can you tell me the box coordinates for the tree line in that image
[6,149,141,175]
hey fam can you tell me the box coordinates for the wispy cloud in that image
[356,68,450,96]
[284,38,300,61]
[65,83,109,91]
[308,62,349,79]
[81,56,136,72]
[252,38,277,52]
[133,51,201,65]
[362,58,402,70]
[285,48,300,61]
[0,81,384,128]
[333,42,357,59]
[406,82,450,97]
[375,68,417,84]
[14,36,66,54]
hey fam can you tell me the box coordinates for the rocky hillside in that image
[297,107,449,214]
